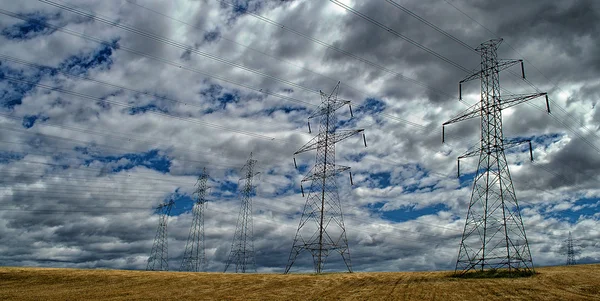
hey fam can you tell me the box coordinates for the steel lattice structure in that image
[566,231,576,266]
[442,38,550,274]
[146,199,175,271]
[180,169,209,272]
[224,153,258,273]
[285,82,366,274]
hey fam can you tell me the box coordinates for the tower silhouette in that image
[147,199,175,271]
[224,153,258,273]
[285,82,366,274]
[443,38,549,274]
[566,231,576,266]
[180,169,209,272]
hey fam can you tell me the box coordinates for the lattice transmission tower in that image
[224,153,259,273]
[180,169,209,272]
[285,82,366,274]
[442,38,550,274]
[146,198,175,271]
[566,231,577,266]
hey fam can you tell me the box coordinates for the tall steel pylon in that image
[146,198,175,271]
[285,82,366,274]
[566,231,576,265]
[224,153,259,273]
[442,38,550,274]
[180,169,209,272]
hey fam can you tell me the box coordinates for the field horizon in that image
[1,264,599,300]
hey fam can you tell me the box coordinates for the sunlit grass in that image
[0,264,598,300]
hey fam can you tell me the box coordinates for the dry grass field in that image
[1,264,599,300]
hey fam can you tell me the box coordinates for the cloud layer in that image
[0,0,598,272]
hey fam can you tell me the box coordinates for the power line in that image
[0,8,314,109]
[123,0,369,101]
[3,122,589,225]
[0,126,251,169]
[216,0,455,99]
[376,0,600,157]
[122,0,433,129]
[384,0,477,53]
[0,8,427,132]
[443,0,600,153]
[3,76,277,140]
[0,54,208,111]
[39,0,430,131]
[39,0,322,95]
[328,0,470,73]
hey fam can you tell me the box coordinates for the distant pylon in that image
[566,231,576,265]
[180,169,209,272]
[285,82,366,274]
[224,153,259,273]
[147,198,175,271]
[442,38,550,274]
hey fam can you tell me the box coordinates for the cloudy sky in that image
[0,0,598,273]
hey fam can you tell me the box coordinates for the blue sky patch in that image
[1,12,59,40]
[204,30,221,42]
[200,83,242,112]
[59,41,119,75]
[82,149,171,173]
[223,0,263,24]
[0,62,46,109]
[259,105,307,117]
[347,152,367,162]
[505,133,563,156]
[169,191,195,216]
[22,114,49,128]
[371,202,449,223]
[369,171,392,188]
[218,92,239,107]
[526,197,600,224]
[209,169,240,199]
[457,170,477,188]
[128,103,167,115]
[356,98,386,115]
[0,151,25,164]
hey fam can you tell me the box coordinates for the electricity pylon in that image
[224,153,259,273]
[566,231,577,265]
[146,198,175,271]
[285,82,366,274]
[442,38,550,274]
[180,169,209,272]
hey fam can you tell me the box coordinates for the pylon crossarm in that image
[460,60,519,84]
[299,165,315,183]
[459,60,521,97]
[301,166,351,182]
[499,93,547,111]
[294,135,320,155]
[443,102,480,126]
[503,138,534,161]
[460,69,484,85]
[457,144,481,177]
[308,100,351,119]
[461,59,522,84]
[458,144,481,160]
[497,59,524,75]
[294,130,364,155]
[503,138,531,149]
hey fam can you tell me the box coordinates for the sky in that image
[0,0,599,273]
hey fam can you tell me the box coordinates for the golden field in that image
[0,264,599,300]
